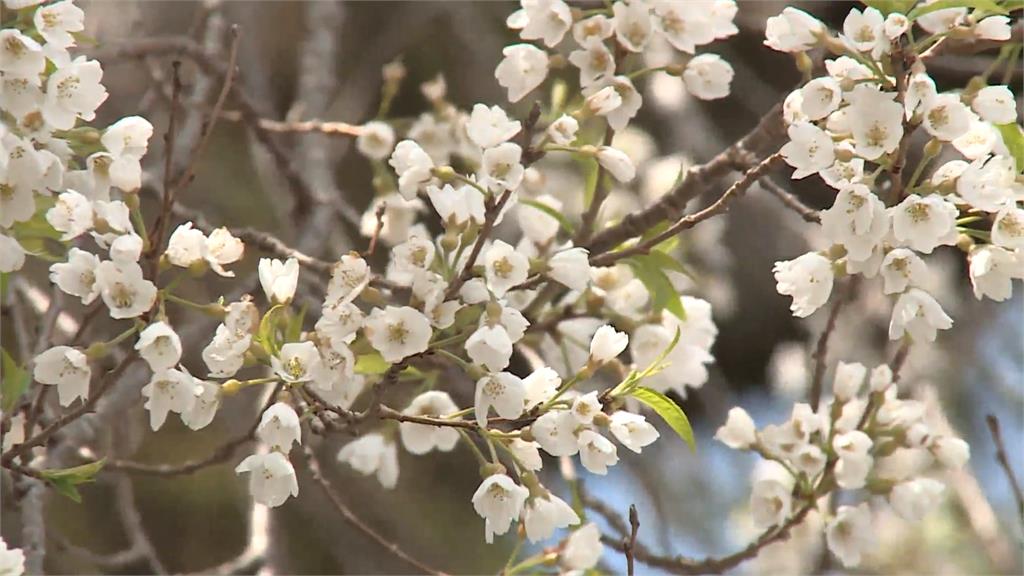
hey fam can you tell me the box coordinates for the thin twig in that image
[808,278,858,410]
[301,443,447,575]
[625,504,639,576]
[759,178,820,224]
[985,414,1024,525]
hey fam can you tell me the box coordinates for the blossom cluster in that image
[769,3,1022,341]
[716,359,970,567]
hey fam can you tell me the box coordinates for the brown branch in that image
[586,102,785,254]
[2,355,139,467]
[625,504,639,576]
[147,60,183,272]
[759,178,820,224]
[590,153,783,268]
[301,443,447,575]
[808,277,858,410]
[217,112,363,136]
[574,127,615,244]
[985,414,1024,525]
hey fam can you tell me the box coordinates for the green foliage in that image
[41,459,106,503]
[996,123,1024,173]
[256,304,286,356]
[355,352,390,375]
[629,387,696,452]
[1,347,30,414]
[625,254,687,320]
[907,0,1007,19]
[609,328,680,398]
[285,304,307,343]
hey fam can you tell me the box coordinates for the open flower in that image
[589,325,628,364]
[819,183,889,262]
[466,324,514,372]
[609,411,659,453]
[577,429,619,475]
[517,0,572,47]
[475,372,525,427]
[364,306,432,363]
[472,474,529,543]
[337,433,399,489]
[750,479,792,528]
[495,44,548,103]
[773,252,834,317]
[235,452,299,508]
[826,503,875,567]
[256,403,301,452]
[33,346,90,407]
[561,524,603,571]
[969,245,1022,302]
[715,407,757,449]
[135,321,182,372]
[389,140,434,200]
[523,492,579,542]
[890,194,958,254]
[781,122,834,179]
[399,391,460,455]
[478,142,524,192]
[49,247,101,305]
[94,261,157,319]
[764,7,824,53]
[888,288,953,342]
[531,409,578,456]
[484,240,529,297]
[547,247,590,291]
[683,54,734,101]
[42,56,108,130]
[141,367,199,431]
[258,257,300,304]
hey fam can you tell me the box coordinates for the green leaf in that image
[285,304,307,343]
[609,328,680,397]
[41,459,106,503]
[908,0,1007,19]
[1,347,30,414]
[630,386,695,452]
[625,255,686,320]
[864,0,917,14]
[521,199,575,234]
[1002,0,1024,11]
[256,304,286,356]
[355,353,391,375]
[995,123,1024,173]
[643,249,691,278]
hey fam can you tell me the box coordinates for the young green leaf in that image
[256,304,286,356]
[625,255,687,320]
[1,347,30,414]
[996,123,1024,173]
[863,0,917,15]
[629,386,695,452]
[41,459,106,503]
[355,352,391,375]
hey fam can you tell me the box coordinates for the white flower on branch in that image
[523,366,560,410]
[561,523,603,570]
[879,248,928,294]
[993,205,1024,250]
[141,367,199,431]
[531,409,578,456]
[547,115,578,146]
[101,115,153,191]
[820,183,889,263]
[971,85,1017,125]
[890,194,958,254]
[389,140,434,200]
[33,345,90,407]
[750,479,792,529]
[0,233,25,273]
[764,7,823,53]
[49,247,100,304]
[0,29,45,78]
[256,403,301,453]
[135,321,182,372]
[466,324,514,372]
[94,260,157,319]
[612,0,653,53]
[235,452,299,508]
[399,391,460,455]
[825,503,875,568]
[832,361,866,403]
[478,142,524,193]
[609,411,659,453]
[0,537,25,576]
[472,473,529,544]
[364,306,432,363]
[889,478,945,522]
[577,429,619,475]
[517,0,572,48]
[799,77,842,121]
[847,85,903,160]
[596,146,636,182]
[715,406,757,449]
[773,252,834,318]
[569,40,615,89]
[337,433,399,489]
[474,371,525,427]
[495,44,549,104]
[523,492,579,543]
[467,103,522,150]
[181,380,219,431]
[956,155,1023,213]
[682,53,734,101]
[547,246,591,292]
[921,93,971,142]
[46,190,93,240]
[781,122,834,179]
[589,325,628,364]
[356,121,395,160]
[42,56,107,130]
[841,7,887,59]
[258,257,300,305]
[968,245,1022,302]
[485,240,529,297]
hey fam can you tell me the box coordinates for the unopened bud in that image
[956,233,975,252]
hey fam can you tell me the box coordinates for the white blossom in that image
[969,245,1022,301]
[880,248,928,294]
[972,85,1017,125]
[547,247,590,291]
[596,146,636,182]
[561,523,603,570]
[715,406,756,449]
[547,115,578,146]
[956,155,1022,213]
[102,115,153,191]
[975,15,1011,40]
[356,121,395,160]
[337,433,399,489]
[135,321,182,372]
[141,368,199,431]
[364,306,432,363]
[475,372,525,427]
[842,7,886,58]
[466,324,514,371]
[472,473,529,543]
[256,402,301,452]
[826,504,875,568]
[993,205,1024,250]
[235,452,299,508]
[889,288,953,342]
[0,234,25,273]
[773,252,834,317]
[33,346,90,407]
[478,142,524,192]
[467,104,521,149]
[652,1,715,53]
[890,478,945,522]
[568,40,615,89]
[46,190,93,240]
[389,140,435,200]
[764,7,823,53]
[94,260,157,319]
[523,366,560,410]
[523,492,579,542]
[589,325,628,364]
[800,77,842,121]
[258,257,299,305]
[612,0,653,52]
[518,0,572,47]
[890,194,958,254]
[820,183,889,262]
[682,53,734,101]
[495,44,549,103]
[932,436,970,470]
[781,122,834,179]
[399,391,460,455]
[577,429,619,475]
[42,56,107,130]
[833,361,866,402]
[531,409,578,456]
[0,29,45,78]
[848,86,904,160]
[484,240,529,297]
[750,479,792,529]
[609,411,659,453]
[181,380,220,431]
[921,93,971,141]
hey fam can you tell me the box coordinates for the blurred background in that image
[2,1,1022,574]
